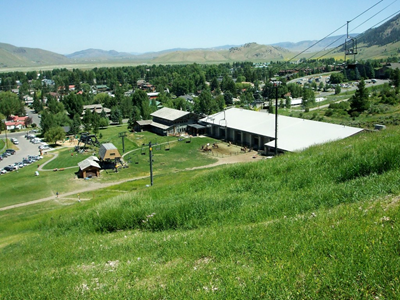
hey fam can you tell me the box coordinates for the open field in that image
[0,125,400,298]
[0,125,257,208]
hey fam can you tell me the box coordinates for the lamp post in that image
[270,80,281,156]
[149,141,153,186]
[119,131,127,153]
[275,83,278,155]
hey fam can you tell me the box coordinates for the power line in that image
[287,0,385,63]
[307,1,398,61]
[314,9,400,61]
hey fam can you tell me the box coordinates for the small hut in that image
[78,156,101,178]
[99,143,122,169]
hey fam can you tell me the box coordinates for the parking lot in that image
[0,130,45,173]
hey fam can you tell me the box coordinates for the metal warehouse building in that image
[200,107,364,154]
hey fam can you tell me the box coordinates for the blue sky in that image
[1,0,399,54]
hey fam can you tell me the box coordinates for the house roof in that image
[100,143,117,151]
[78,157,101,170]
[386,63,400,70]
[200,107,363,152]
[150,121,171,130]
[150,107,190,121]
[83,104,111,114]
[136,120,153,126]
[99,143,121,160]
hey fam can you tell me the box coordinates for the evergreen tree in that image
[82,108,92,131]
[391,68,400,93]
[32,92,43,113]
[127,109,137,131]
[92,112,100,134]
[110,106,122,124]
[70,114,81,135]
[350,78,369,113]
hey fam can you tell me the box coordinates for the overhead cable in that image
[287,0,384,63]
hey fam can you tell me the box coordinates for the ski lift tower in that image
[345,21,358,69]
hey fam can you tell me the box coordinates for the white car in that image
[39,144,50,150]
[0,169,7,174]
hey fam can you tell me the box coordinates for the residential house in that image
[5,115,28,130]
[82,104,111,118]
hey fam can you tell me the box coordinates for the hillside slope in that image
[152,42,293,63]
[0,43,70,68]
[1,126,400,298]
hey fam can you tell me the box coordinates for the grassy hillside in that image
[0,43,70,68]
[1,125,400,298]
[153,43,294,64]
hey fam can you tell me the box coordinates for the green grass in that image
[0,128,219,208]
[1,127,400,298]
[43,148,95,169]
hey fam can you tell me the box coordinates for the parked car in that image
[22,159,32,165]
[0,169,7,174]
[4,165,15,172]
[5,149,16,155]
[2,152,10,158]
[39,144,50,150]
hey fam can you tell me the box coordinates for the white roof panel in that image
[78,158,101,170]
[200,108,363,152]
[151,107,190,121]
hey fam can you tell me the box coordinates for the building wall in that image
[207,124,273,152]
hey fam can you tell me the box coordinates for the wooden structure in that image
[98,143,122,169]
[77,156,101,178]
[99,143,121,161]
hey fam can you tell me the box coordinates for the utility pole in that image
[119,132,127,153]
[4,121,8,148]
[149,141,153,186]
[272,81,280,156]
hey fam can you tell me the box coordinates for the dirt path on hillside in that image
[0,151,267,211]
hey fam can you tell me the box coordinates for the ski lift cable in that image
[308,1,397,61]
[350,0,398,33]
[314,8,400,61]
[287,0,385,63]
[349,0,384,22]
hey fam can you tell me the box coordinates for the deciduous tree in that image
[44,126,66,145]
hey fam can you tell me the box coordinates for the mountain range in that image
[1,13,399,69]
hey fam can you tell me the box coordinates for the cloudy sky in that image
[1,0,399,54]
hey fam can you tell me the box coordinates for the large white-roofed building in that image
[199,107,363,155]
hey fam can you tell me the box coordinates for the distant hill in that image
[359,13,400,47]
[1,13,400,69]
[152,43,292,63]
[273,35,360,52]
[0,43,70,68]
[66,48,138,61]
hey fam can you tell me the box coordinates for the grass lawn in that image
[0,128,223,207]
[43,148,95,169]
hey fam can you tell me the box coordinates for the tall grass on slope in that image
[1,194,399,298]
[41,128,400,234]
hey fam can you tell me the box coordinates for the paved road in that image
[0,131,42,170]
[25,106,41,126]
